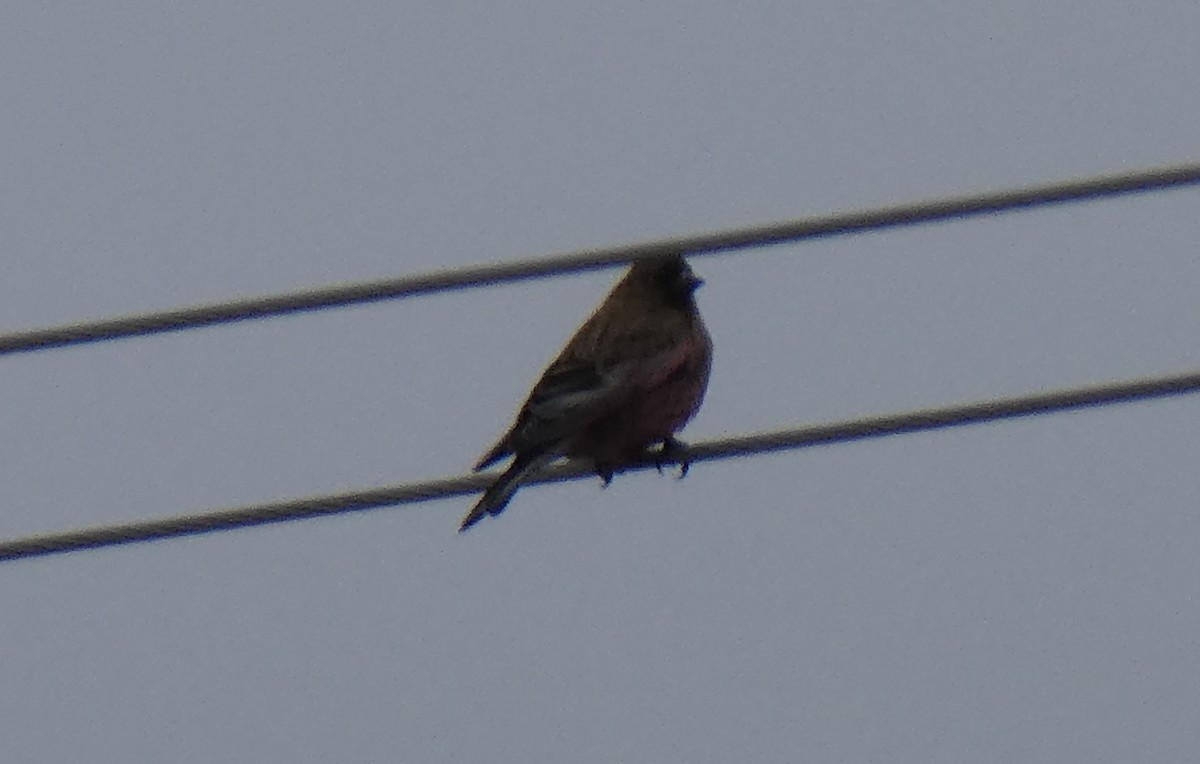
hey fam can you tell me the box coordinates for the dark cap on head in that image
[631,254,703,303]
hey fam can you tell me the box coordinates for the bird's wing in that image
[522,341,690,431]
[514,360,630,443]
[523,363,609,418]
[475,310,699,471]
[473,361,610,471]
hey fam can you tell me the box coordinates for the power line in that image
[2,160,1199,357]
[3,367,1198,562]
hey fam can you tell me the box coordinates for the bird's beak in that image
[687,275,704,292]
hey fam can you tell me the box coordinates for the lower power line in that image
[2,367,1198,562]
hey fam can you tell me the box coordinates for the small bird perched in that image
[460,253,713,532]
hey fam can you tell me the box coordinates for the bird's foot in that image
[655,437,691,479]
[596,464,615,488]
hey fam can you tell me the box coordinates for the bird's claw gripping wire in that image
[654,437,691,479]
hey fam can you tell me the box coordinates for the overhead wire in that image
[2,160,1199,357]
[3,367,1198,562]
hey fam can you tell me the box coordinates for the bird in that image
[460,253,713,532]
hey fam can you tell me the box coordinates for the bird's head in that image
[631,254,704,307]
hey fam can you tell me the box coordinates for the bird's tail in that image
[459,449,552,532]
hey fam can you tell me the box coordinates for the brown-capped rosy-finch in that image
[460,253,712,532]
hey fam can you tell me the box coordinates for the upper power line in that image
[2,160,1199,357]
[2,366,1198,562]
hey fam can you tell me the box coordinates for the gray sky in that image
[3,2,1199,762]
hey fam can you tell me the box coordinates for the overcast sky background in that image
[2,2,1199,762]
